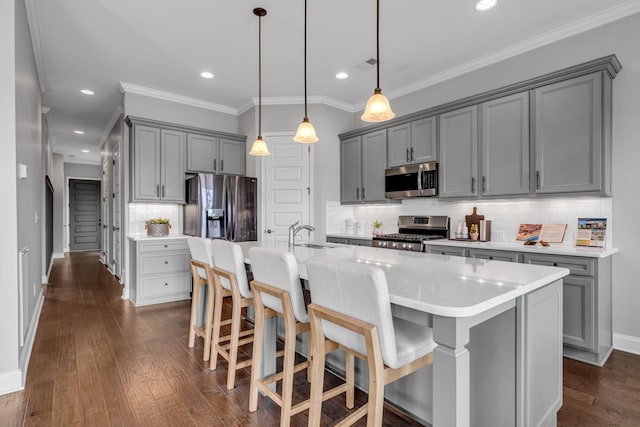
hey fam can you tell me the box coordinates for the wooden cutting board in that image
[465,207,484,231]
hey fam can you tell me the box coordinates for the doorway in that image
[260,134,312,243]
[68,179,101,251]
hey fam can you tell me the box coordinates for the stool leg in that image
[308,340,326,427]
[202,284,214,361]
[188,281,200,348]
[346,351,355,409]
[226,295,242,389]
[209,287,224,370]
[280,321,296,427]
[366,356,385,427]
[249,303,264,412]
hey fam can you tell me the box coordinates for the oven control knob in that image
[379,241,385,247]
[390,242,397,248]
[401,243,408,249]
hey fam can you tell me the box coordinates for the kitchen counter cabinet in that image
[438,105,478,198]
[387,116,437,168]
[325,235,372,246]
[340,130,388,204]
[128,236,191,307]
[468,247,522,263]
[187,135,246,176]
[219,137,245,175]
[426,244,467,257]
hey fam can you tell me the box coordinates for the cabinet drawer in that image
[138,240,189,253]
[140,252,190,274]
[468,248,520,263]
[522,254,594,277]
[327,237,348,245]
[426,246,466,257]
[140,273,191,297]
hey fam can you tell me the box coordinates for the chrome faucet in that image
[288,220,316,246]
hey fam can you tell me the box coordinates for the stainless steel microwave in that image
[385,162,438,199]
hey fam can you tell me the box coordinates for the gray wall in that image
[124,92,239,134]
[64,162,102,180]
[51,154,65,255]
[351,12,640,347]
[0,0,20,388]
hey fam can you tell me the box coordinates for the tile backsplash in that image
[128,203,183,235]
[326,197,613,247]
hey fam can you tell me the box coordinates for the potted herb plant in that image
[469,223,479,241]
[372,220,383,236]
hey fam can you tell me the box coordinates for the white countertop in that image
[238,241,569,318]
[425,239,618,258]
[326,233,373,240]
[128,234,190,241]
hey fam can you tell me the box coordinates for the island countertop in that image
[238,241,569,318]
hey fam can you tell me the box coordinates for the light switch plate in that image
[18,163,28,179]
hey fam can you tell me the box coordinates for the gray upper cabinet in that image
[340,130,388,204]
[187,134,218,173]
[387,117,436,168]
[340,136,362,203]
[480,92,530,197]
[130,124,185,202]
[160,130,186,202]
[439,106,478,198]
[219,138,246,176]
[533,73,604,194]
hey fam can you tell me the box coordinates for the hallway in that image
[0,252,639,426]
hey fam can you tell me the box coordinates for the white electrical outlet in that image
[492,230,505,241]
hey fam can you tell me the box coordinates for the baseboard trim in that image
[0,370,23,395]
[613,333,640,356]
[18,290,45,385]
[52,252,64,259]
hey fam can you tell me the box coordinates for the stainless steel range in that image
[373,215,449,252]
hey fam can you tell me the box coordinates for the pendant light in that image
[361,0,395,123]
[249,7,270,156]
[293,0,319,143]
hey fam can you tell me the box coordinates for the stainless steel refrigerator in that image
[183,174,258,241]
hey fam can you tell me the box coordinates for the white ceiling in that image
[26,0,640,164]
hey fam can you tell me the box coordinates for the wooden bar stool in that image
[306,257,437,427]
[248,247,353,427]
[187,237,216,361]
[209,239,254,390]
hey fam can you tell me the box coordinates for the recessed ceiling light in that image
[81,149,90,153]
[475,0,497,11]
[74,130,85,134]
[336,72,349,80]
[200,71,214,79]
[80,89,94,95]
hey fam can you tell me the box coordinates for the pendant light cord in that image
[376,0,380,91]
[304,0,308,119]
[258,12,262,137]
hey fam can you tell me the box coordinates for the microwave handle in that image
[417,163,423,193]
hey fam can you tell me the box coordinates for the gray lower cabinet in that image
[130,124,185,202]
[187,135,246,176]
[387,117,437,168]
[426,245,467,257]
[129,238,192,307]
[533,72,606,195]
[467,248,521,263]
[480,92,530,197]
[326,236,372,247]
[439,106,478,198]
[522,253,611,366]
[340,130,387,204]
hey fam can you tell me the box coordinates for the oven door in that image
[385,164,421,199]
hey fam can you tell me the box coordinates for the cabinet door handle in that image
[362,187,365,200]
[482,176,487,193]
[356,187,360,200]
[471,177,476,193]
[406,148,410,162]
[410,147,414,161]
[536,171,541,190]
[164,283,168,286]
[213,159,217,171]
[156,184,160,197]
[162,185,165,197]
[221,160,224,171]
[164,261,168,264]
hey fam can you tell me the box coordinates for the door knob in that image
[266,229,273,234]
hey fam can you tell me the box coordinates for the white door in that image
[101,155,110,264]
[112,143,122,278]
[263,136,311,244]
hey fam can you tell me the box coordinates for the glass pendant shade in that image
[361,88,395,122]
[249,136,270,156]
[293,117,318,143]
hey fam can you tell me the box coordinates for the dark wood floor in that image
[0,252,638,426]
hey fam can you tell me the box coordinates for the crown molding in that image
[382,0,640,106]
[119,82,239,116]
[237,95,357,115]
[63,158,101,166]
[24,0,47,93]
[98,106,124,150]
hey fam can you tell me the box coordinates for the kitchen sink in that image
[294,243,335,249]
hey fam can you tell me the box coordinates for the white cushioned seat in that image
[212,239,251,298]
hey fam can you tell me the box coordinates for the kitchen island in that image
[239,241,569,426]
